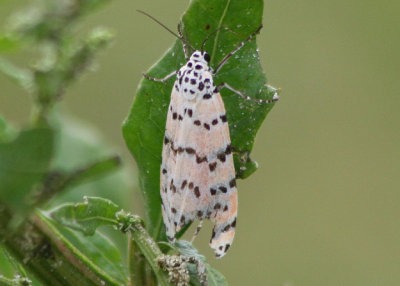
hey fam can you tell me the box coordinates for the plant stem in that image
[128,235,146,286]
[128,219,171,286]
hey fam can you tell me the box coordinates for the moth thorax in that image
[177,63,214,101]
[189,50,210,65]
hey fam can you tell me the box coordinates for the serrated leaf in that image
[175,240,228,286]
[50,196,119,235]
[0,127,54,210]
[122,0,277,238]
[48,215,128,284]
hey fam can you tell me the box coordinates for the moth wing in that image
[194,92,237,258]
[167,90,237,258]
[161,83,182,241]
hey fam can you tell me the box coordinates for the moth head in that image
[190,50,210,64]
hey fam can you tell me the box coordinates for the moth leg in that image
[214,25,263,75]
[190,220,204,243]
[178,23,190,61]
[215,82,279,104]
[142,70,176,83]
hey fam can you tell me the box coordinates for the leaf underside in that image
[122,0,277,239]
[50,196,119,236]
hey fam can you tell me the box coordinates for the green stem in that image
[0,206,120,286]
[128,234,146,286]
[128,219,171,286]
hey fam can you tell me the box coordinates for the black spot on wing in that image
[185,147,195,155]
[198,82,204,91]
[225,144,232,155]
[210,188,217,195]
[196,155,207,164]
[217,152,226,162]
[194,186,200,198]
[181,180,187,189]
[209,162,217,172]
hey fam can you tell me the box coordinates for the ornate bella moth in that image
[138,11,279,258]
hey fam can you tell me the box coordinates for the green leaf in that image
[31,211,122,285]
[0,115,17,143]
[50,196,119,235]
[0,127,54,210]
[48,112,135,209]
[35,156,121,205]
[175,240,227,286]
[122,0,278,237]
[48,216,128,284]
[56,155,121,189]
[0,34,21,53]
[0,248,16,279]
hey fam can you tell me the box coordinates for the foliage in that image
[0,0,277,285]
[123,0,277,241]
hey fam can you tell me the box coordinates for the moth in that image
[139,11,278,258]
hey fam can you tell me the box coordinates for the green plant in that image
[0,0,278,285]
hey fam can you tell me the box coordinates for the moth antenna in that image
[137,10,195,51]
[178,22,191,60]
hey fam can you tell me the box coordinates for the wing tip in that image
[209,228,235,258]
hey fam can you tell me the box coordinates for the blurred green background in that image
[1,0,399,285]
